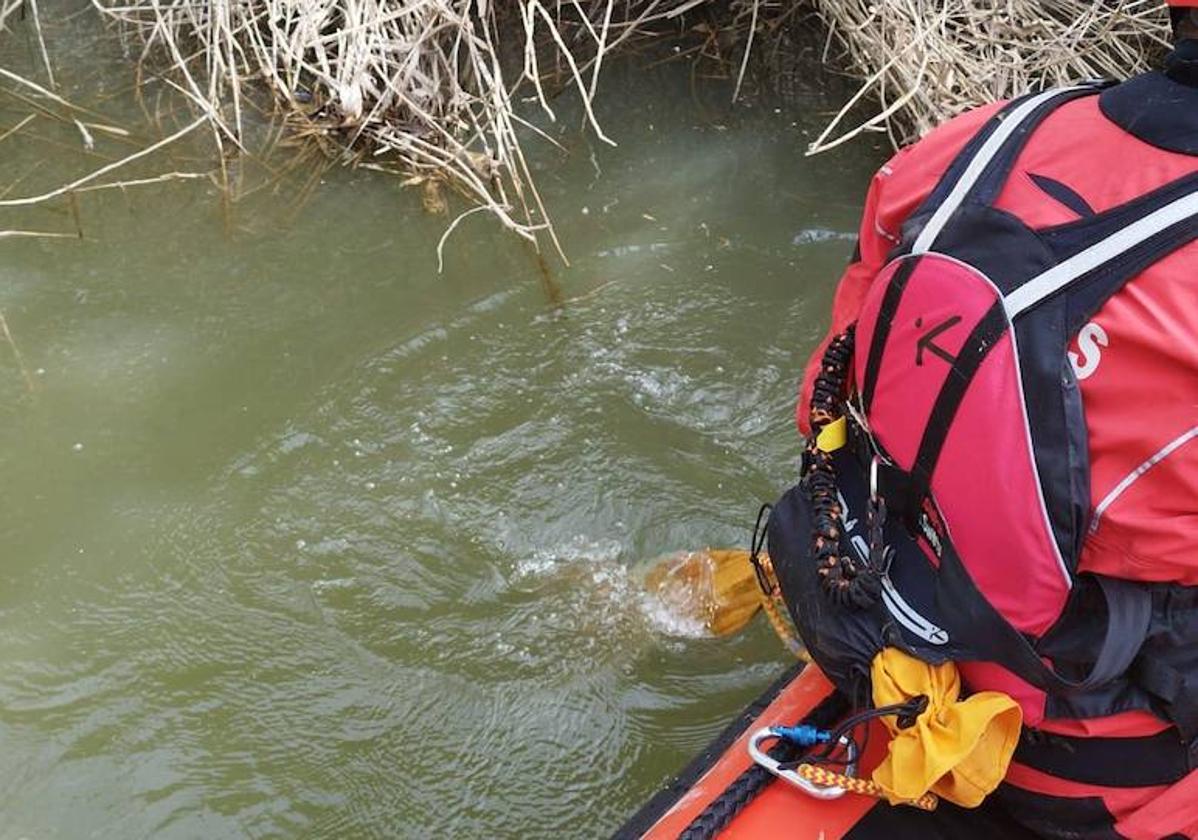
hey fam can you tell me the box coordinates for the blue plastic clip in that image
[769,724,833,747]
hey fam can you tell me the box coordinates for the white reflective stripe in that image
[881,576,949,646]
[1090,426,1198,534]
[847,522,950,645]
[1006,190,1198,318]
[911,87,1085,256]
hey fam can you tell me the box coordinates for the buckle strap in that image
[860,255,921,415]
[936,555,1153,696]
[1015,725,1193,789]
[845,418,916,522]
[1132,657,1198,757]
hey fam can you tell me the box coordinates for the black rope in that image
[677,691,850,840]
[749,502,774,595]
[802,326,882,609]
[781,694,928,771]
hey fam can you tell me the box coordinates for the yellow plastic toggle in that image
[816,417,847,452]
[870,647,1023,809]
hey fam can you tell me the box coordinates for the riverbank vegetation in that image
[91,0,723,256]
[806,1,1168,153]
[0,1,1172,253]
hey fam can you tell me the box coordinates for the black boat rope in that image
[676,691,850,840]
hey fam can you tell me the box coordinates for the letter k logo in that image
[915,315,962,366]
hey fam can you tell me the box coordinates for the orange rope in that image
[761,588,809,660]
[795,764,939,812]
[756,555,810,660]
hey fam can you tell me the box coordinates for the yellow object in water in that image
[870,647,1022,808]
[640,550,806,657]
[642,549,763,636]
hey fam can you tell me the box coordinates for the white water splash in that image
[514,537,711,639]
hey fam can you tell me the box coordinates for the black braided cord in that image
[676,691,850,840]
[802,327,882,609]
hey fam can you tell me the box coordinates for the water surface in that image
[0,10,883,837]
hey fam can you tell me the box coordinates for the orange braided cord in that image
[753,554,809,660]
[795,765,939,812]
[760,590,809,661]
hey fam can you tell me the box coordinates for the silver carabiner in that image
[746,728,858,800]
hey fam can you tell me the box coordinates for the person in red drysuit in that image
[797,4,1198,838]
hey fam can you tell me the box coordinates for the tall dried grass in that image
[90,0,719,254]
[3,1,1173,250]
[805,0,1171,154]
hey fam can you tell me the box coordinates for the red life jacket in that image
[769,82,1198,838]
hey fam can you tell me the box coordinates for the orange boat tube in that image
[618,665,886,839]
[616,665,1031,839]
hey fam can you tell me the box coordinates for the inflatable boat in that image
[615,663,1025,840]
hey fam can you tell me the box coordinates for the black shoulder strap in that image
[905,85,1103,257]
[1004,173,1198,321]
[1132,657,1198,744]
[938,549,1198,745]
[936,541,1152,695]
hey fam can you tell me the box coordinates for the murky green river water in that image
[0,8,882,837]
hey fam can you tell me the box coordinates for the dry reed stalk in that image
[0,114,207,207]
[9,0,1169,254]
[0,307,36,394]
[805,0,1170,154]
[0,229,75,239]
[26,0,56,90]
[0,0,22,33]
[0,67,93,116]
[0,160,43,201]
[89,0,722,257]
[70,170,210,192]
[0,113,36,144]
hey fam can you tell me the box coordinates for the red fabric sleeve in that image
[795,150,906,435]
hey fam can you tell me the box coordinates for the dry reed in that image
[0,0,22,33]
[2,1,1174,251]
[90,0,718,255]
[805,0,1171,154]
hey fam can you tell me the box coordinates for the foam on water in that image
[513,536,710,639]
